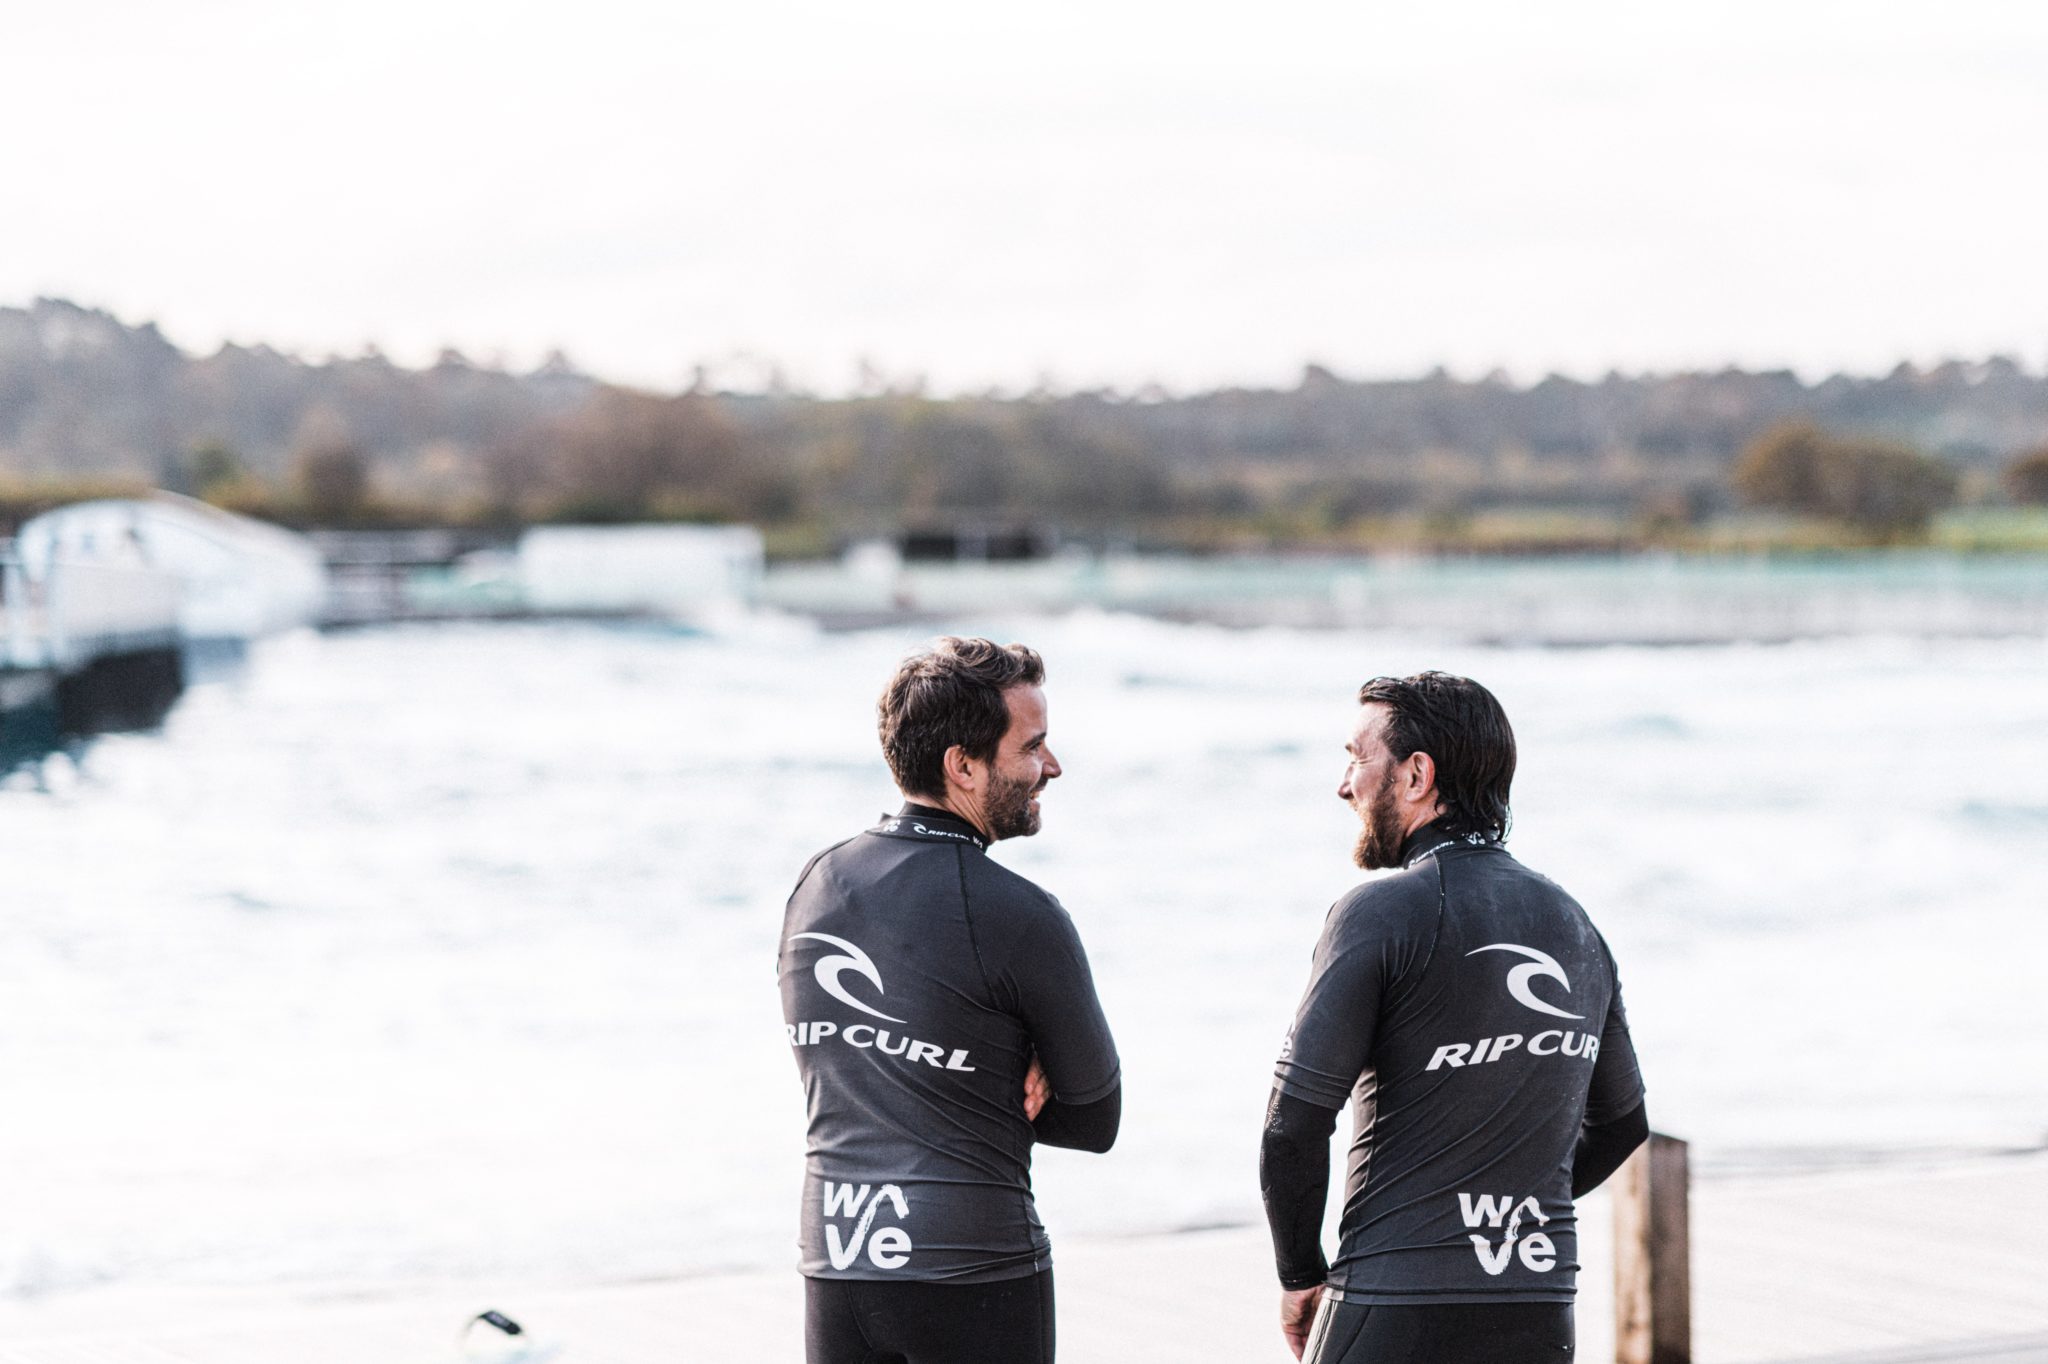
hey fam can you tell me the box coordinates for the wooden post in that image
[1614,1132,1690,1364]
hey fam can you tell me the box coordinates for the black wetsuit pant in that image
[1304,1296,1573,1364]
[805,1270,1055,1364]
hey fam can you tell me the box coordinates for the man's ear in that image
[942,743,978,794]
[1403,751,1438,804]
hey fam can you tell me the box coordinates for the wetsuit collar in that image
[875,802,989,851]
[1399,818,1501,869]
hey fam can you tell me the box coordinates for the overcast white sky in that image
[5,1,2046,393]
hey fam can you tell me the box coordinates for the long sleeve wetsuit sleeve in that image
[1260,1087,1337,1290]
[996,897,1121,1107]
[1032,1082,1121,1153]
[1273,902,1392,1110]
[1584,955,1646,1126]
[1571,1099,1648,1197]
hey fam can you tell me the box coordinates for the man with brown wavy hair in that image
[780,637,1121,1364]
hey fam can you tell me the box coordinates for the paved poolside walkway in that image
[0,1150,2040,1363]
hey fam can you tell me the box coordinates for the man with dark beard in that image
[780,637,1121,1364]
[1260,672,1647,1363]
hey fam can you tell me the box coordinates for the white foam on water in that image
[0,613,2042,1301]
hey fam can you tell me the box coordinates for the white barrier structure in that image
[1,550,181,673]
[14,494,324,645]
[517,524,764,619]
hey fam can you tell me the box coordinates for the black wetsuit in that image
[1261,821,1645,1363]
[781,804,1121,1364]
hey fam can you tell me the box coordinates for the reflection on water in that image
[1,647,188,774]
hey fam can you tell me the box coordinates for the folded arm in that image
[1033,1081,1122,1152]
[1571,1099,1648,1197]
[1003,896,1122,1151]
[1574,959,1648,1197]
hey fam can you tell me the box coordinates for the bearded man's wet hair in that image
[1356,671,1516,842]
[878,637,1045,798]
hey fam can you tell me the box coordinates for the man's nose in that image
[1042,748,1062,780]
[1337,773,1353,801]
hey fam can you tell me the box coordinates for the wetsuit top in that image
[1273,821,1644,1305]
[780,804,1121,1283]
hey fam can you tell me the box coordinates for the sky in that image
[5,0,2047,394]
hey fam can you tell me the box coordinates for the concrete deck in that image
[0,1150,2040,1363]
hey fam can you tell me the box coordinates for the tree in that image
[185,441,246,499]
[1732,421,1830,515]
[293,441,371,523]
[1733,422,1956,537]
[885,402,1017,516]
[543,386,747,521]
[1818,439,1956,537]
[2004,446,2048,505]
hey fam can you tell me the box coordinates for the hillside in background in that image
[0,300,594,490]
[4,298,2046,543]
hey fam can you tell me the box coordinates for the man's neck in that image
[902,793,992,842]
[1395,806,1457,863]
[1396,809,1498,867]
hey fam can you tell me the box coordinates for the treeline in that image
[5,297,2048,544]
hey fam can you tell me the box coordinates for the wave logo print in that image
[1466,943,1584,1020]
[1458,1193,1557,1275]
[822,1181,913,1270]
[791,932,906,1022]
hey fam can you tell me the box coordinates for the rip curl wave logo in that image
[790,932,906,1022]
[882,818,981,847]
[1466,943,1584,1020]
[822,1181,913,1270]
[1458,1192,1557,1275]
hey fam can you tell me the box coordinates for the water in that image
[2,600,2045,1304]
[762,550,2048,640]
